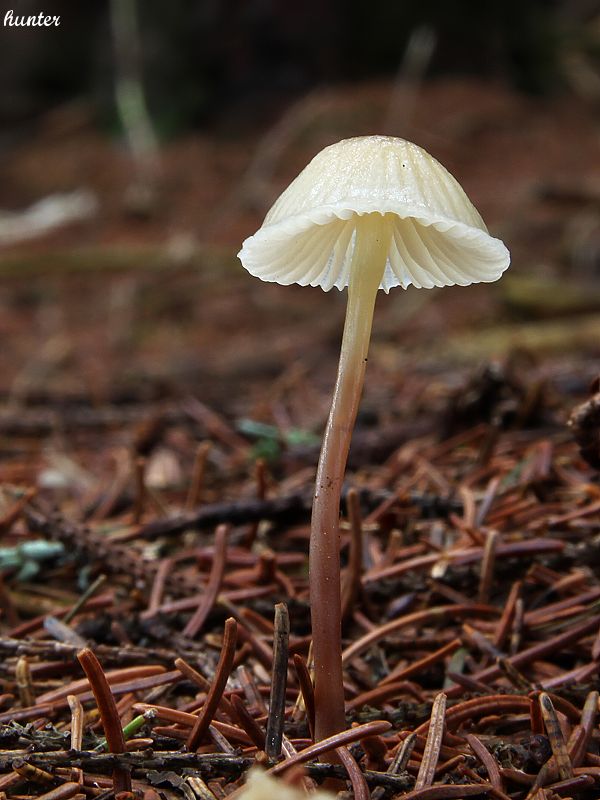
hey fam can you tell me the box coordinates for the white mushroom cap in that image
[236,770,336,800]
[238,135,510,293]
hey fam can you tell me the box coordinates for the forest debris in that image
[265,603,289,760]
[414,693,447,789]
[77,648,132,794]
[0,190,97,247]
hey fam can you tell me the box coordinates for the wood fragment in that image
[77,648,132,795]
[539,692,574,781]
[187,618,238,751]
[183,524,229,638]
[341,488,364,622]
[415,693,447,790]
[265,603,289,760]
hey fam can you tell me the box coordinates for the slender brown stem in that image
[310,213,392,741]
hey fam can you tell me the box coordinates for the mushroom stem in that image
[310,212,393,741]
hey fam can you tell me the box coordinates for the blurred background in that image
[0,0,599,484]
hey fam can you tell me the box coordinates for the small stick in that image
[336,746,369,800]
[446,614,600,697]
[237,665,268,715]
[208,722,237,755]
[462,624,503,660]
[186,441,211,510]
[569,689,598,767]
[342,604,498,664]
[43,617,87,648]
[399,785,493,800]
[183,524,228,639]
[132,456,146,524]
[229,614,273,670]
[68,694,84,750]
[67,694,84,785]
[381,637,461,685]
[475,475,502,527]
[465,733,503,791]
[23,782,82,800]
[0,487,36,534]
[244,458,269,548]
[186,775,217,800]
[15,656,35,707]
[509,597,525,655]
[174,657,235,720]
[529,692,545,736]
[269,720,392,776]
[0,574,19,628]
[64,574,107,624]
[415,695,531,737]
[12,760,55,783]
[395,732,418,772]
[184,397,248,453]
[186,617,238,751]
[77,648,131,795]
[496,657,536,691]
[185,775,219,800]
[265,603,290,760]
[478,529,498,604]
[539,692,574,781]
[493,580,521,650]
[414,692,447,790]
[37,664,166,705]
[373,731,418,800]
[592,624,600,660]
[144,558,173,619]
[341,488,364,622]
[544,774,595,795]
[230,694,266,750]
[446,671,491,693]
[293,653,315,740]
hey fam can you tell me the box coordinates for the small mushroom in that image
[238,135,510,741]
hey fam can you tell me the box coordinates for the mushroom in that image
[238,135,510,741]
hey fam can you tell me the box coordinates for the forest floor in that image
[0,78,599,799]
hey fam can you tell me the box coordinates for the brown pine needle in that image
[415,692,447,790]
[539,692,574,781]
[77,648,132,795]
[186,617,238,751]
[265,602,289,760]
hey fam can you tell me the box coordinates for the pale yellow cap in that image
[238,135,510,292]
[236,769,336,800]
